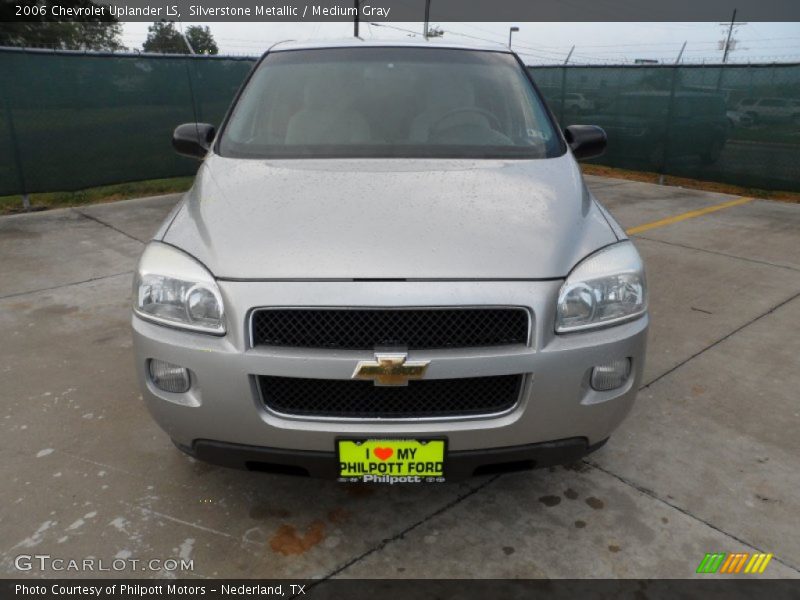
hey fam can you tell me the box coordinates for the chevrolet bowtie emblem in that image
[352,353,430,386]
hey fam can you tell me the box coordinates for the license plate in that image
[337,439,446,483]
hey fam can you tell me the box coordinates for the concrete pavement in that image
[1,177,798,579]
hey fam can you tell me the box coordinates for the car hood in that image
[162,154,617,280]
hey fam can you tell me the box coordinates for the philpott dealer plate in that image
[337,439,445,483]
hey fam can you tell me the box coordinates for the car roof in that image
[266,39,513,55]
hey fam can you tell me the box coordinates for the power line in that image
[367,22,421,37]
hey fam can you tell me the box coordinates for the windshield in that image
[218,47,563,159]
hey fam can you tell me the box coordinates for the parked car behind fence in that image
[585,90,729,168]
[737,97,800,124]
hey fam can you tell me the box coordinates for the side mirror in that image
[564,125,607,160]
[172,123,215,159]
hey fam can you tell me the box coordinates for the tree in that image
[0,1,124,51]
[141,21,187,54]
[141,22,218,55]
[185,26,218,55]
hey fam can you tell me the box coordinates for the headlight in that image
[133,242,225,334]
[556,241,646,333]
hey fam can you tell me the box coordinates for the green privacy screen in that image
[0,48,256,196]
[1,49,798,195]
[530,63,800,192]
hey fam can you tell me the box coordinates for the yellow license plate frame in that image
[337,439,446,482]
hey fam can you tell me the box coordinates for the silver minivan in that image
[132,42,648,483]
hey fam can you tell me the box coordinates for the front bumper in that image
[133,280,647,468]
[179,437,608,480]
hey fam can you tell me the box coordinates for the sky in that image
[120,21,800,64]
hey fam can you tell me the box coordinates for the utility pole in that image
[675,41,687,64]
[178,23,195,54]
[718,9,748,63]
[180,34,196,55]
[508,26,519,49]
[354,0,360,38]
[424,0,431,39]
[721,9,737,63]
[564,45,575,65]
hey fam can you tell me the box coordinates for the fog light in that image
[591,358,631,391]
[148,359,190,393]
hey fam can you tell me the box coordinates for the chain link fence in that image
[1,48,798,198]
[530,63,800,191]
[0,47,256,197]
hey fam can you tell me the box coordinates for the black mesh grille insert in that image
[258,374,524,418]
[251,308,529,350]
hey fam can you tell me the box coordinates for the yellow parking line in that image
[626,197,753,236]
[759,554,773,573]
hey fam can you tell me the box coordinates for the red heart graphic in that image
[374,447,393,461]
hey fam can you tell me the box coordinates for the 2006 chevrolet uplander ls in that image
[132,42,648,482]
